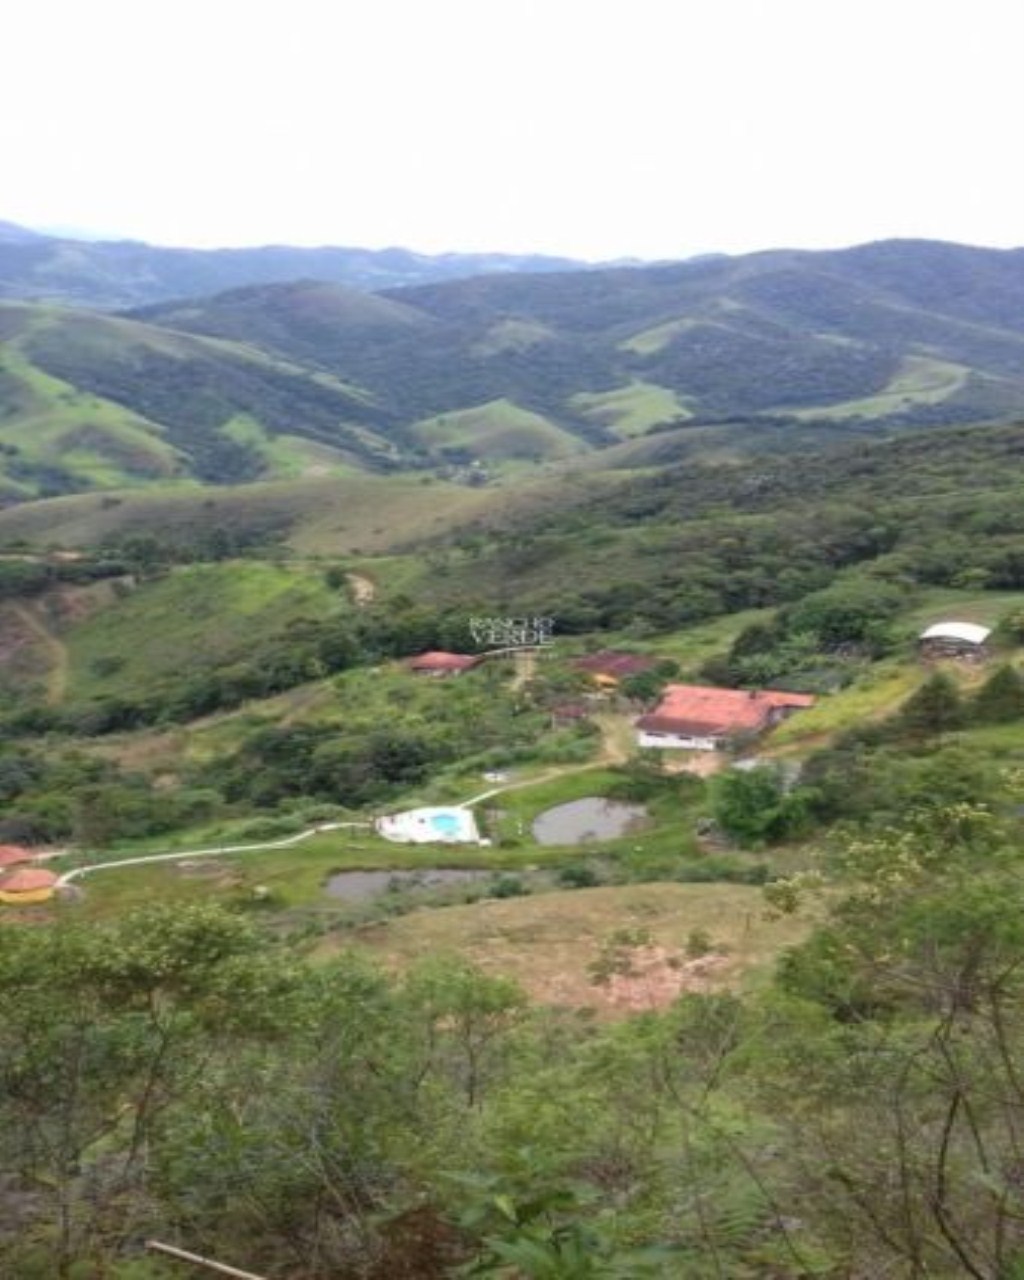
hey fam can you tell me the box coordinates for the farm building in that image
[550,702,591,728]
[0,845,33,869]
[572,651,658,689]
[0,866,58,905]
[919,622,991,661]
[636,684,815,750]
[406,650,481,677]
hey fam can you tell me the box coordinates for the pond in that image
[531,796,650,846]
[324,867,489,901]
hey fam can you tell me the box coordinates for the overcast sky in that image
[4,0,1022,260]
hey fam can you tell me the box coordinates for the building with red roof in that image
[0,845,33,869]
[406,650,481,677]
[0,866,58,904]
[572,651,658,687]
[636,684,815,751]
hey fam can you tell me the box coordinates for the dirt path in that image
[346,572,376,606]
[592,711,635,765]
[56,821,371,888]
[511,648,536,690]
[11,603,69,705]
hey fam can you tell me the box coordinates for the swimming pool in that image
[377,806,482,845]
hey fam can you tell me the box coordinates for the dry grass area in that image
[344,882,811,1017]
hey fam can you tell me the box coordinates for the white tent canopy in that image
[919,621,992,645]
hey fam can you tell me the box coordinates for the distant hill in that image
[1,239,1022,502]
[0,220,45,245]
[0,222,587,309]
[140,240,1024,435]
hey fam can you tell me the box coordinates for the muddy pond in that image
[531,797,650,846]
[325,868,489,901]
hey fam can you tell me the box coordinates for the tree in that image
[973,663,1024,724]
[711,766,807,847]
[898,671,965,738]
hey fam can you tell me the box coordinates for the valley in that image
[3,233,1024,1278]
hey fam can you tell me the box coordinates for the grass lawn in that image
[767,661,923,751]
[599,608,777,673]
[903,587,1024,632]
[61,822,596,921]
[341,882,812,1015]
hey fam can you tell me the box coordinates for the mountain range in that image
[0,221,587,309]
[0,231,1022,502]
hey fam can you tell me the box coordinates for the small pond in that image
[531,796,650,846]
[325,868,489,901]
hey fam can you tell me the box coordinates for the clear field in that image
[569,381,693,436]
[343,882,812,1014]
[787,355,970,421]
[468,318,556,357]
[618,316,705,355]
[62,561,343,704]
[221,414,364,479]
[410,398,589,464]
[0,472,519,554]
[0,344,182,487]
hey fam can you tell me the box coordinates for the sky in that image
[4,0,1023,260]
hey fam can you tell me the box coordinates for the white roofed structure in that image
[920,622,991,645]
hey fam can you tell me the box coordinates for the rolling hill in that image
[0,300,413,497]
[139,240,1024,437]
[0,238,1021,503]
[0,222,586,309]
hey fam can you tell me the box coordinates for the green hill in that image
[1,241,1022,503]
[0,301,407,497]
[137,240,1024,439]
[410,398,590,466]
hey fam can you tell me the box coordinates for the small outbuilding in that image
[0,866,58,905]
[572,651,658,689]
[919,622,991,661]
[406,650,481,677]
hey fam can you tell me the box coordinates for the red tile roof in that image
[407,650,480,672]
[0,867,58,893]
[0,845,33,868]
[573,651,658,679]
[636,684,815,737]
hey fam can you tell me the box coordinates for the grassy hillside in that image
[0,301,405,498]
[62,563,341,704]
[1,241,1021,503]
[130,240,1024,453]
[0,468,615,554]
[410,398,589,465]
[569,380,693,436]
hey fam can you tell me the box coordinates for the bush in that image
[557,863,603,888]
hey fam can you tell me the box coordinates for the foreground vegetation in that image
[6,782,1024,1277]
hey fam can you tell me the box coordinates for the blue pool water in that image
[431,813,462,836]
